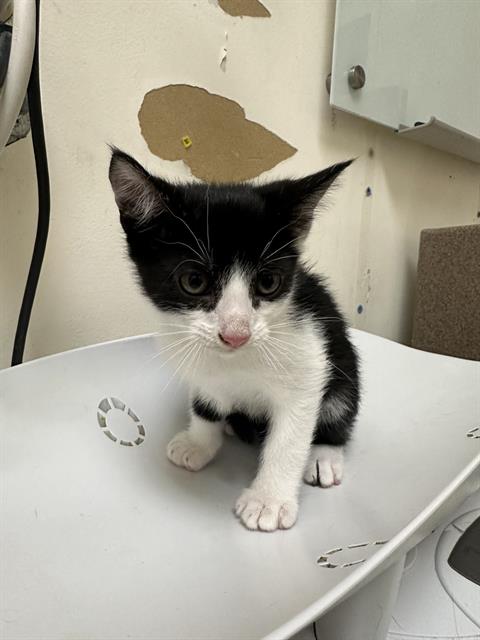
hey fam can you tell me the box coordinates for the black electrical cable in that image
[11,0,49,366]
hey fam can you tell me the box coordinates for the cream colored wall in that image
[1,0,479,369]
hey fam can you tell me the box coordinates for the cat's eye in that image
[256,270,282,297]
[179,270,210,296]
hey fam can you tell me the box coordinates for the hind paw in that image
[303,445,344,488]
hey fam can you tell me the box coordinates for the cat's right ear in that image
[108,148,170,233]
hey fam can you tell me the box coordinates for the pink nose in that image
[219,331,250,349]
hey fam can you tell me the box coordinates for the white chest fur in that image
[189,317,330,416]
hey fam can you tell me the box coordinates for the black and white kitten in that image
[109,150,360,532]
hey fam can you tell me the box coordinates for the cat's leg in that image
[303,391,356,488]
[167,396,224,472]
[235,401,317,532]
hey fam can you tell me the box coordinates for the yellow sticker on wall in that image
[181,136,192,149]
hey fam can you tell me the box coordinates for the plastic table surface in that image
[1,329,479,640]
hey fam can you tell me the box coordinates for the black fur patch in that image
[226,411,269,444]
[293,270,360,446]
[192,397,223,423]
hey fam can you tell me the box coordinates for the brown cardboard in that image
[138,84,296,183]
[217,0,270,18]
[412,224,480,361]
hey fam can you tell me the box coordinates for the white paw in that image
[303,445,344,488]
[167,430,217,471]
[234,488,298,531]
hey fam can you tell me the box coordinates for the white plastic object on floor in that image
[0,0,35,152]
[1,329,479,640]
[388,490,480,640]
[313,556,406,640]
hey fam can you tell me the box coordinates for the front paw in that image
[234,488,298,531]
[167,431,216,471]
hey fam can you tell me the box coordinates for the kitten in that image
[109,149,360,532]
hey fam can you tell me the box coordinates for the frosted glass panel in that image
[331,0,480,154]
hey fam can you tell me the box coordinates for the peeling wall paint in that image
[138,84,296,182]
[219,31,228,72]
[217,0,270,18]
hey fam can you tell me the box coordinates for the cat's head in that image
[109,149,350,356]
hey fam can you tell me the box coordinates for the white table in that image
[1,330,479,639]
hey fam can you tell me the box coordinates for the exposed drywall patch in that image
[217,0,270,18]
[138,84,296,182]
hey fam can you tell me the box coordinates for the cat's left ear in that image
[259,159,353,239]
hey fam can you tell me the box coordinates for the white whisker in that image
[155,321,195,330]
[264,254,298,264]
[161,340,199,393]
[269,330,298,336]
[167,258,207,280]
[152,330,193,338]
[267,334,309,357]
[160,239,206,263]
[264,337,291,358]
[329,361,355,383]
[190,341,205,379]
[265,344,289,377]
[176,344,199,386]
[270,329,312,338]
[269,316,342,330]
[263,237,298,262]
[268,320,298,328]
[257,343,277,374]
[164,206,210,263]
[128,337,195,385]
[267,334,299,348]
[145,336,195,367]
[260,219,296,259]
[150,338,195,368]
[193,341,206,377]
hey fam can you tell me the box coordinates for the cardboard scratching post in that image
[412,224,480,361]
